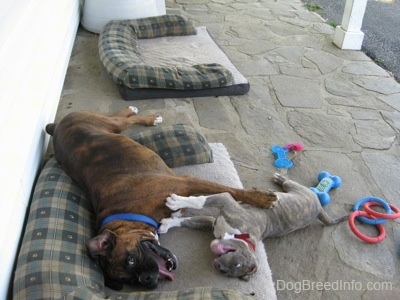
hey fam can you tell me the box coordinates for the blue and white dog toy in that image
[310,171,341,206]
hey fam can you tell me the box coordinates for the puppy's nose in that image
[213,260,222,270]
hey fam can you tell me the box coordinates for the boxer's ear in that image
[86,229,116,258]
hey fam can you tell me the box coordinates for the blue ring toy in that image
[353,197,391,225]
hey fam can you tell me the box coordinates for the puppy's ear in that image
[86,229,116,258]
[239,264,257,281]
[240,274,251,281]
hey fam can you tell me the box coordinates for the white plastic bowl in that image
[81,0,166,33]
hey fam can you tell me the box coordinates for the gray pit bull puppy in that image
[159,173,348,280]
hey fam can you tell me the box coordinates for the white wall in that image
[0,0,81,298]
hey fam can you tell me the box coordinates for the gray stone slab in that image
[343,62,391,77]
[245,9,275,21]
[267,20,306,36]
[325,75,364,97]
[227,24,275,40]
[332,223,396,280]
[353,120,396,149]
[280,65,321,79]
[274,46,306,64]
[235,41,277,56]
[193,97,234,132]
[350,109,381,120]
[305,50,344,74]
[361,152,400,206]
[381,110,400,132]
[377,93,400,111]
[326,94,392,110]
[270,75,322,108]
[287,110,353,148]
[273,34,324,49]
[310,22,335,35]
[235,56,278,76]
[278,16,310,28]
[353,77,400,95]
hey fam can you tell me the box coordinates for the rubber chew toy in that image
[309,171,342,206]
[284,142,303,152]
[271,145,293,168]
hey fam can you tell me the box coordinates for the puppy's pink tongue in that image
[210,240,236,256]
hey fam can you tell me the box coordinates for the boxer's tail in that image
[45,123,56,136]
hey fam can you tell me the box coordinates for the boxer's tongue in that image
[151,252,174,280]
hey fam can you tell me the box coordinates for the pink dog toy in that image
[284,142,304,152]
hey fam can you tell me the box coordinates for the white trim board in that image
[0,0,81,298]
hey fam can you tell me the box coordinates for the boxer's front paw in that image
[158,218,182,233]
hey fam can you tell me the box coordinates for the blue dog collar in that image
[101,213,159,230]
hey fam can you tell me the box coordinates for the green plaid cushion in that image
[65,286,254,299]
[130,124,213,167]
[99,15,233,90]
[13,158,104,299]
[13,159,250,299]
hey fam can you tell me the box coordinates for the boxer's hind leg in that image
[170,175,278,209]
[105,110,163,133]
[166,193,241,212]
[111,106,139,117]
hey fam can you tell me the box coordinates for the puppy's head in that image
[210,239,257,280]
[86,229,177,289]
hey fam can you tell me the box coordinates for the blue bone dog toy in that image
[310,171,342,206]
[271,145,293,168]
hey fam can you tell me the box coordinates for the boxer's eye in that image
[126,255,136,267]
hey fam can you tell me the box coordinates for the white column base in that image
[333,25,365,50]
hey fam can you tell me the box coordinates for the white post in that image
[333,0,368,50]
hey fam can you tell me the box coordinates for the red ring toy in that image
[364,201,400,220]
[348,211,386,243]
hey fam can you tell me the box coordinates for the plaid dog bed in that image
[11,158,252,300]
[130,124,213,167]
[99,15,234,91]
[12,126,254,299]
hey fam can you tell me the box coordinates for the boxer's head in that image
[210,239,257,281]
[86,229,177,289]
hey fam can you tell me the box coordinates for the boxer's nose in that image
[139,273,158,288]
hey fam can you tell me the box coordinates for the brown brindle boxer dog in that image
[45,107,277,290]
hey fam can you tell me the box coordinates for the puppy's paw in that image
[271,196,280,208]
[171,210,183,218]
[128,106,139,114]
[165,194,186,211]
[153,116,163,126]
[158,218,182,233]
[273,173,286,186]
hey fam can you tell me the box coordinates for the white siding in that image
[0,0,81,297]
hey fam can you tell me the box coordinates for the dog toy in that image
[271,146,293,168]
[353,197,391,225]
[364,201,400,220]
[271,143,303,169]
[284,142,303,152]
[349,211,386,243]
[349,197,400,243]
[309,171,341,206]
